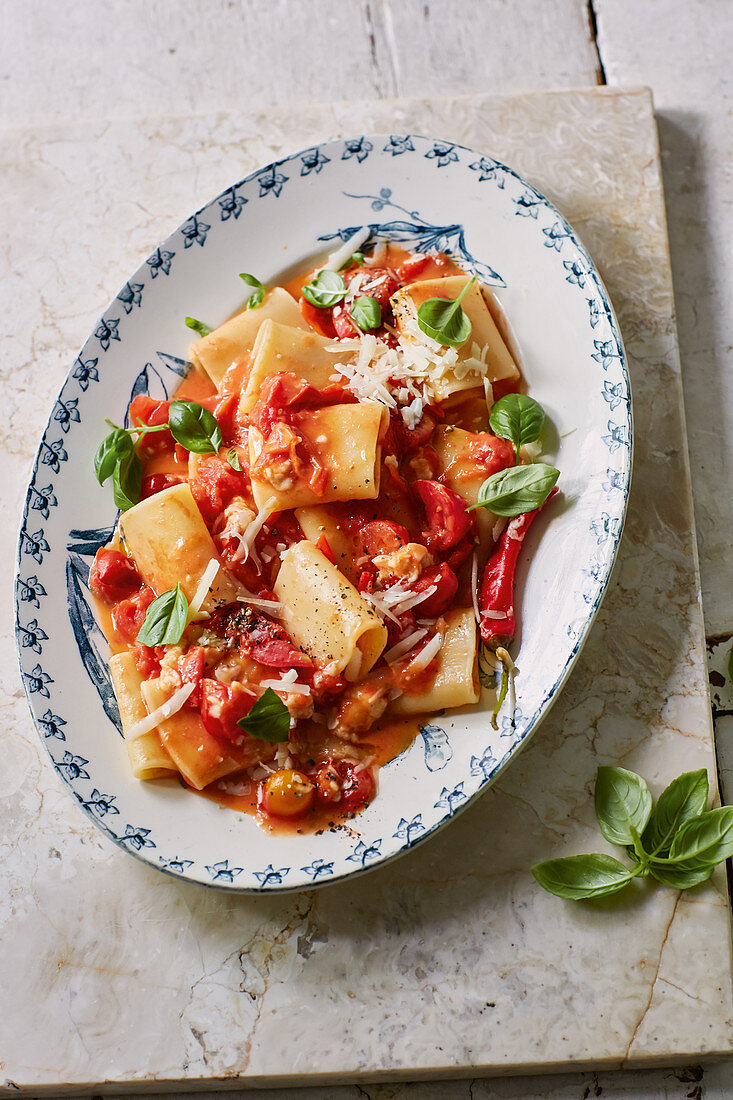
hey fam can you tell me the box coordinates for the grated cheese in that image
[127,682,195,742]
[363,581,438,622]
[471,551,480,625]
[236,590,284,616]
[408,632,443,672]
[189,558,220,621]
[383,628,428,665]
[323,226,371,272]
[483,609,509,620]
[261,669,311,696]
[230,495,277,568]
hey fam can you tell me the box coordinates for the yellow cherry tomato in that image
[263,769,315,818]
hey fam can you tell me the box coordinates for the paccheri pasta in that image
[90,241,559,830]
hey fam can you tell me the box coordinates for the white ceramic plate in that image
[15,134,631,891]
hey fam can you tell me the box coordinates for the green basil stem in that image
[629,825,651,874]
[491,664,508,730]
[454,276,476,307]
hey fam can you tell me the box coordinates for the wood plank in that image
[595,0,733,637]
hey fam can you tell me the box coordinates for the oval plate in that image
[15,134,631,892]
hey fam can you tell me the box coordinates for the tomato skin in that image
[397,253,431,282]
[315,534,336,564]
[190,456,250,526]
[178,646,205,707]
[469,433,515,477]
[130,642,162,679]
[207,602,313,669]
[127,396,174,453]
[299,296,336,338]
[262,770,315,818]
[141,473,183,500]
[347,266,400,310]
[410,563,458,617]
[356,519,411,557]
[314,759,376,816]
[413,480,474,552]
[200,679,254,743]
[90,549,143,603]
[111,586,156,643]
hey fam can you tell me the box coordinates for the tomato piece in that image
[299,296,336,338]
[178,646,205,707]
[111,586,156,643]
[127,396,174,453]
[401,407,441,452]
[397,253,431,282]
[190,456,250,526]
[200,679,254,743]
[346,267,400,310]
[315,534,336,564]
[357,570,374,594]
[314,759,376,816]
[332,304,360,339]
[356,519,411,557]
[207,603,313,668]
[413,480,474,552]
[90,549,143,604]
[444,537,474,570]
[411,563,458,617]
[468,433,515,477]
[141,473,183,500]
[262,770,315,818]
[129,642,162,679]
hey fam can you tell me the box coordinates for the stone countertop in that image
[1,86,731,1094]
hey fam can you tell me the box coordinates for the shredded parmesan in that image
[471,551,480,625]
[505,517,525,541]
[127,682,195,741]
[344,648,363,681]
[323,226,371,272]
[230,495,277,568]
[483,609,509,620]
[260,669,311,696]
[408,632,443,672]
[236,590,284,616]
[383,628,428,665]
[189,559,220,621]
[492,516,508,543]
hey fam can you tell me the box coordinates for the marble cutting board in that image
[1,87,732,1093]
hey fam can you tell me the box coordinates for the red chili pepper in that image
[478,488,558,645]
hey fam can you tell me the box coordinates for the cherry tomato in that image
[299,296,336,338]
[89,549,142,603]
[410,563,458,618]
[468,433,515,477]
[262,770,315,818]
[356,519,411,557]
[190,456,250,526]
[129,642,162,679]
[178,646,205,707]
[332,304,360,339]
[397,253,431,282]
[413,480,474,553]
[200,679,253,743]
[347,267,400,310]
[111,586,156,643]
[141,473,183,500]
[127,396,174,453]
[207,603,313,668]
[314,760,376,816]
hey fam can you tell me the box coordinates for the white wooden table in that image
[3,1,732,1096]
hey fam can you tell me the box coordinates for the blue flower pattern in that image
[16,135,629,890]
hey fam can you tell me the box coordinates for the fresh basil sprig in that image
[339,251,365,270]
[417,276,475,347]
[185,316,212,338]
[239,272,265,309]
[112,449,143,511]
[136,584,189,646]
[469,462,559,517]
[168,400,222,454]
[351,295,382,331]
[532,767,733,901]
[94,427,134,485]
[237,687,290,742]
[490,393,546,463]
[302,270,347,309]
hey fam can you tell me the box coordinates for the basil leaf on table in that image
[112,449,142,511]
[136,584,189,646]
[649,862,716,890]
[641,769,708,856]
[531,853,638,900]
[237,687,290,742]
[94,428,134,486]
[594,765,653,847]
[470,462,559,517]
[416,276,475,348]
[663,807,733,866]
[301,270,347,309]
[168,400,222,454]
[351,295,382,331]
[239,272,265,309]
[489,393,546,461]
[185,316,212,338]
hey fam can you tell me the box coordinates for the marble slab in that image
[1,87,731,1093]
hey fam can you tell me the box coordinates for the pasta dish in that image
[90,236,559,830]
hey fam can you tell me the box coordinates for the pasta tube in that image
[109,652,177,780]
[392,607,480,715]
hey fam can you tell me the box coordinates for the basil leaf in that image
[531,853,638,900]
[302,270,346,309]
[642,769,708,856]
[339,251,365,270]
[168,400,222,454]
[112,449,142,511]
[226,446,242,472]
[664,807,733,866]
[239,273,265,310]
[470,463,559,517]
[489,394,546,459]
[351,295,382,331]
[650,862,715,890]
[594,766,652,846]
[417,277,475,347]
[136,584,189,646]
[94,428,134,486]
[237,687,290,742]
[185,316,211,338]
